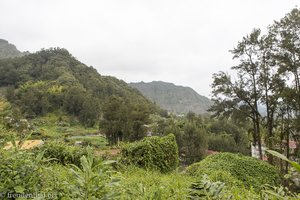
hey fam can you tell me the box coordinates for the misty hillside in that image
[130,81,212,114]
[0,39,28,59]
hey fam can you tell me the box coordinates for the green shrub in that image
[0,150,120,199]
[120,134,179,173]
[39,164,75,199]
[189,175,231,200]
[69,154,121,199]
[0,150,42,196]
[34,141,91,166]
[186,152,280,190]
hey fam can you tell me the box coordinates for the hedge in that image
[120,134,179,173]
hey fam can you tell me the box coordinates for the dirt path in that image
[95,148,121,156]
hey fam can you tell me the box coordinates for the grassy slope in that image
[29,113,109,149]
[31,113,99,138]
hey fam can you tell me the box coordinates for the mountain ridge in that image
[0,39,28,59]
[129,81,212,114]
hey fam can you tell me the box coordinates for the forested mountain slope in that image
[130,81,212,114]
[0,47,157,126]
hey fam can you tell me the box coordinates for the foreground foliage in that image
[118,167,194,200]
[189,175,300,200]
[0,147,299,199]
[0,150,42,195]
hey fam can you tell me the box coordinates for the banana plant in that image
[69,151,120,200]
[266,150,300,173]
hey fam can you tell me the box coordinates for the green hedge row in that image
[121,134,179,173]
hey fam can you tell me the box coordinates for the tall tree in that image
[100,96,128,144]
[270,8,300,161]
[100,96,151,144]
[257,32,285,163]
[182,121,208,164]
[210,29,264,159]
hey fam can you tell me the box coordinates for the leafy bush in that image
[186,152,280,190]
[69,154,120,199]
[120,134,179,173]
[0,150,43,196]
[34,141,91,166]
[0,148,120,199]
[39,164,75,199]
[189,175,231,200]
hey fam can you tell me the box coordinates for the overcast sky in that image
[1,0,299,97]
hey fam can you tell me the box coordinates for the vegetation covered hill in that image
[0,39,28,59]
[130,81,212,114]
[0,7,299,199]
[0,48,157,137]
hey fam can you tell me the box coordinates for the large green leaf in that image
[266,149,300,173]
[266,150,290,162]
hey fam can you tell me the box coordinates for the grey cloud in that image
[1,0,299,96]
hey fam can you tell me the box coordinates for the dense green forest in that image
[0,7,299,200]
[0,48,160,141]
